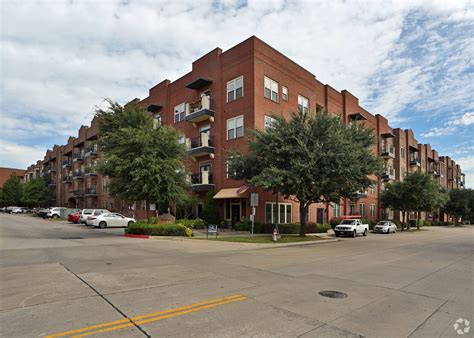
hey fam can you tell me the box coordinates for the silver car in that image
[373,221,397,234]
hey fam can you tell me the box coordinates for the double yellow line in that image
[46,294,246,337]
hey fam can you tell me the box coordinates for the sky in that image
[1,0,473,187]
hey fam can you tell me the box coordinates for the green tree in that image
[445,188,473,225]
[22,178,51,207]
[95,100,189,224]
[229,110,383,236]
[201,189,219,225]
[381,181,411,231]
[1,174,23,206]
[175,193,199,219]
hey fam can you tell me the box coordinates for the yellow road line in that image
[46,294,246,338]
[72,296,247,337]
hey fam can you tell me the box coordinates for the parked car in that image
[12,207,31,214]
[0,207,6,213]
[35,208,50,218]
[47,207,66,218]
[373,221,397,234]
[334,218,369,237]
[91,213,135,228]
[79,209,94,224]
[85,209,110,226]
[67,210,81,224]
[5,206,18,214]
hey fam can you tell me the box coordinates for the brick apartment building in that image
[0,167,25,188]
[24,36,466,224]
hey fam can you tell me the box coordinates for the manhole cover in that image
[105,262,112,265]
[60,237,84,240]
[318,290,347,299]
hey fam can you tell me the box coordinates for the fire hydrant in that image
[272,228,278,242]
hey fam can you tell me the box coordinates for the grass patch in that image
[196,235,325,243]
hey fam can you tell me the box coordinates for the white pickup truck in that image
[334,218,369,238]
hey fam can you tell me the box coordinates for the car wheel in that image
[363,229,368,237]
[127,221,133,227]
[52,214,59,219]
[393,228,396,233]
[99,221,107,229]
[352,230,357,238]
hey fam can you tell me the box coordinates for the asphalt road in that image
[0,213,473,337]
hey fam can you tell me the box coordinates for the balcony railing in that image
[73,170,85,179]
[380,145,395,159]
[72,190,84,198]
[63,176,73,183]
[410,156,421,166]
[62,159,72,168]
[73,152,84,162]
[352,191,367,199]
[187,135,215,158]
[85,187,98,196]
[85,166,98,176]
[185,95,215,124]
[381,168,396,181]
[85,145,98,157]
[190,171,215,192]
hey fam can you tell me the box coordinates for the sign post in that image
[250,193,259,238]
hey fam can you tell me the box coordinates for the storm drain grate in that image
[60,237,84,240]
[318,290,348,299]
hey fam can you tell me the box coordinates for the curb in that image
[124,233,149,239]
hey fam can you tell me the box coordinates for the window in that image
[298,95,309,114]
[350,203,356,216]
[265,202,291,224]
[360,203,366,217]
[264,76,279,102]
[174,103,185,123]
[227,116,244,140]
[227,76,244,102]
[401,146,406,158]
[370,204,376,217]
[282,86,288,101]
[370,184,376,194]
[333,203,341,217]
[264,115,277,130]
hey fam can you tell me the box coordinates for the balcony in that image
[381,168,396,181]
[72,190,84,198]
[73,170,84,179]
[62,159,72,168]
[48,181,56,187]
[410,156,421,166]
[351,191,367,199]
[85,145,98,157]
[47,165,57,173]
[63,176,73,183]
[85,187,98,197]
[73,152,84,162]
[428,166,439,176]
[191,172,215,192]
[380,145,395,159]
[187,135,215,158]
[85,166,98,177]
[184,95,215,125]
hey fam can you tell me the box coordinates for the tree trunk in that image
[299,202,307,237]
[401,211,406,231]
[146,200,151,224]
[416,211,420,230]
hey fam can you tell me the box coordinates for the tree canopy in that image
[0,174,23,206]
[228,110,383,236]
[445,188,473,225]
[22,178,51,207]
[95,99,189,223]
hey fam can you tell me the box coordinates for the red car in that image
[67,211,80,224]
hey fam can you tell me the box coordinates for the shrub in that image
[423,220,432,227]
[408,219,417,228]
[278,223,300,234]
[235,220,264,233]
[176,218,206,229]
[127,222,193,237]
[330,217,344,229]
[388,219,402,229]
[315,223,331,233]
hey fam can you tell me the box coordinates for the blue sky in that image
[1,0,473,186]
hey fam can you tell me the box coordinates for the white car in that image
[91,213,135,228]
[47,207,66,218]
[11,207,25,214]
[334,218,369,238]
[79,209,93,224]
[85,209,110,225]
[373,221,397,234]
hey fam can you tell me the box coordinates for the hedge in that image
[127,222,193,237]
[176,218,206,229]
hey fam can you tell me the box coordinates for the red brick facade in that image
[24,36,465,224]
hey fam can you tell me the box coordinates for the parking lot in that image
[0,213,473,337]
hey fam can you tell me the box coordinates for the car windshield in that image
[377,222,389,226]
[83,210,93,214]
[340,220,356,225]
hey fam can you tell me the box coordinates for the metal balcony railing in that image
[73,152,84,161]
[72,190,84,197]
[62,159,72,167]
[85,187,98,196]
[191,172,214,185]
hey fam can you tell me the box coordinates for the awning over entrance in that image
[213,186,249,199]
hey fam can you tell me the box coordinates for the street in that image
[0,213,472,337]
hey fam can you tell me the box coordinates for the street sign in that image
[207,224,218,239]
[251,193,259,207]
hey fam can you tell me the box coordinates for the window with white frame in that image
[298,95,309,114]
[282,86,288,101]
[370,184,376,194]
[264,76,279,102]
[370,204,376,217]
[360,203,366,217]
[227,116,244,140]
[264,115,277,131]
[350,203,356,215]
[174,103,185,123]
[265,202,292,224]
[227,76,244,102]
[333,203,341,217]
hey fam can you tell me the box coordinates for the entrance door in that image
[317,208,324,224]
[231,204,241,227]
[199,163,211,184]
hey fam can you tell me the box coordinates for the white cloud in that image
[0,139,47,169]
[456,155,474,189]
[0,0,472,169]
[421,112,474,137]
